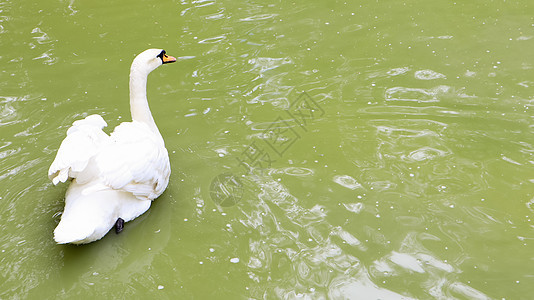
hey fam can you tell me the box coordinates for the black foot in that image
[115,218,125,234]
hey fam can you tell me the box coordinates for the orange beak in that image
[162,54,176,64]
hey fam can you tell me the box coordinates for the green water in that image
[2,0,534,298]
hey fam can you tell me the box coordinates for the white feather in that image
[49,49,175,244]
[48,114,108,185]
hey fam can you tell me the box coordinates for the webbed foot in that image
[115,218,125,234]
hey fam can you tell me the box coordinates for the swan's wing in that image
[95,121,170,201]
[48,114,109,185]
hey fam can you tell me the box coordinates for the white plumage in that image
[49,49,176,244]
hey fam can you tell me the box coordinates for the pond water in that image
[1,0,534,298]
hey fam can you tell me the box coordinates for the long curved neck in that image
[129,66,159,133]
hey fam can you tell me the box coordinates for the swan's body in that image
[49,49,176,244]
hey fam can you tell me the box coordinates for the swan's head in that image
[131,49,176,75]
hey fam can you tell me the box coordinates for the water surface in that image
[1,0,534,298]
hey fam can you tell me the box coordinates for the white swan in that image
[48,49,176,244]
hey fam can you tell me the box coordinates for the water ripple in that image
[385,85,451,102]
[448,282,492,299]
[282,167,314,177]
[387,67,410,76]
[389,251,426,273]
[31,27,52,45]
[198,35,226,44]
[328,270,415,299]
[414,69,446,80]
[341,24,364,32]
[342,202,363,214]
[333,174,362,190]
[240,14,278,22]
[402,146,450,162]
[247,57,293,74]
[0,103,17,125]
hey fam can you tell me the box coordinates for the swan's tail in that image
[54,222,95,244]
[53,183,119,244]
[53,182,151,244]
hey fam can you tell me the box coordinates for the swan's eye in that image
[157,50,166,60]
